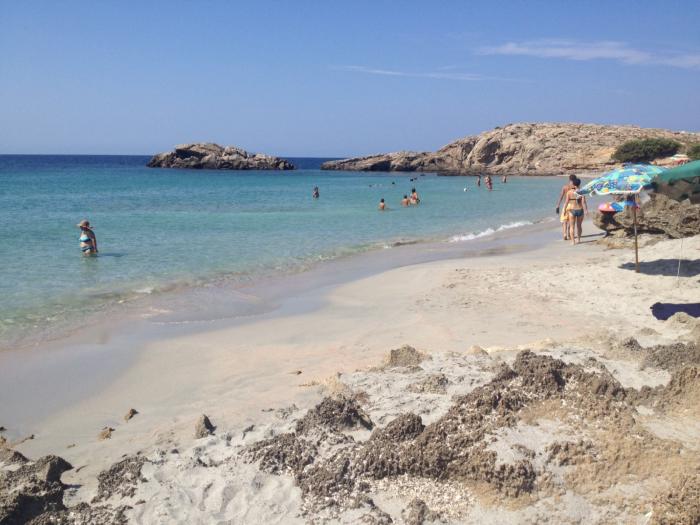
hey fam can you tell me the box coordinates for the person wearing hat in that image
[77,219,98,256]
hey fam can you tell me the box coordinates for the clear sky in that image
[1,1,698,156]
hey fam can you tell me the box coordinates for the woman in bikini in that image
[77,219,98,256]
[556,174,577,240]
[566,178,588,245]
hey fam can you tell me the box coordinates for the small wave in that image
[449,221,532,243]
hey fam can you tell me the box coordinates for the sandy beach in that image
[2,222,699,524]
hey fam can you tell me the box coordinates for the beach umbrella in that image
[577,164,666,272]
[651,160,700,204]
[577,164,664,196]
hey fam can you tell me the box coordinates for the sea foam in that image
[449,221,533,243]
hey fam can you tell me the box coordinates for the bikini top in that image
[567,191,581,203]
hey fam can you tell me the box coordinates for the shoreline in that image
[0,215,555,352]
[0,219,561,436]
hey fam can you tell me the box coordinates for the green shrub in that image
[612,138,681,163]
[687,143,700,161]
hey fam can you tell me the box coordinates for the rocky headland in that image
[321,122,700,175]
[147,143,295,170]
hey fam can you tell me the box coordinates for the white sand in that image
[2,226,699,523]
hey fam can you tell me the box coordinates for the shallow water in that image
[0,155,564,347]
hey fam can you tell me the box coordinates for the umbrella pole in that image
[633,205,639,273]
[677,237,684,285]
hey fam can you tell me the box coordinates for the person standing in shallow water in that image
[77,219,98,256]
[312,186,319,198]
[378,198,386,211]
[410,188,420,205]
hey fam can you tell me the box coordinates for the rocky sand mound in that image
[2,338,699,524]
[240,342,700,523]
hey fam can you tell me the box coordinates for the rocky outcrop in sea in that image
[147,143,295,170]
[321,123,700,175]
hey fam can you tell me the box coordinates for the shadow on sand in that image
[619,258,700,277]
[651,302,700,321]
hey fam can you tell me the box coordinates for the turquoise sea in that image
[0,155,564,348]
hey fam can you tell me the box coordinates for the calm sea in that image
[0,155,564,347]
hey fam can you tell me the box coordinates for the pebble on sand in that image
[194,414,215,439]
[98,427,115,440]
[466,345,489,356]
[124,408,139,422]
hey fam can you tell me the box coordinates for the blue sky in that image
[1,1,698,156]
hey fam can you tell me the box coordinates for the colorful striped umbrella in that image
[577,164,666,196]
[651,160,700,204]
[577,164,666,273]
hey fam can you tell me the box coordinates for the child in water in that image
[378,198,386,211]
[401,195,410,207]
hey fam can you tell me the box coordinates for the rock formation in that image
[593,194,700,239]
[321,123,700,175]
[148,143,295,170]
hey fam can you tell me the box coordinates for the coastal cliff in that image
[321,123,700,175]
[148,143,295,170]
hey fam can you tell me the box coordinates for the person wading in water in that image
[77,219,98,256]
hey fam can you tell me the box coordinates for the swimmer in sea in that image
[410,188,420,205]
[401,195,410,207]
[312,186,319,198]
[476,174,481,187]
[379,198,386,211]
[77,219,98,256]
[485,175,493,191]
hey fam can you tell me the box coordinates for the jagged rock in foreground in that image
[322,123,700,175]
[147,143,295,170]
[593,193,700,241]
[0,449,144,524]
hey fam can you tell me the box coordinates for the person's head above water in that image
[380,198,385,203]
[76,219,91,229]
